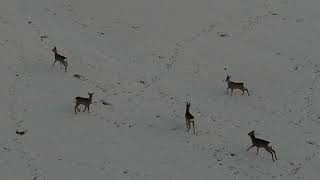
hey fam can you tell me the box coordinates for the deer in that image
[52,46,68,72]
[247,131,277,162]
[74,93,94,114]
[225,75,250,96]
[185,102,195,134]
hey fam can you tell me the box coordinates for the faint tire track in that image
[8,40,46,180]
[240,0,281,32]
[298,61,320,124]
[146,24,216,89]
[61,0,89,29]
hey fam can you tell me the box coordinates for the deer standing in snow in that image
[185,102,195,134]
[74,93,94,114]
[247,131,277,161]
[225,75,250,96]
[52,46,68,72]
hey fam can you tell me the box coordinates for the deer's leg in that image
[75,103,79,113]
[265,147,275,161]
[52,60,57,67]
[75,103,81,112]
[268,146,277,160]
[247,145,254,151]
[187,121,191,132]
[74,104,79,114]
[246,88,250,96]
[60,61,64,69]
[231,89,233,96]
[83,105,87,112]
[273,150,277,160]
[192,121,195,134]
[256,147,259,155]
[87,105,90,113]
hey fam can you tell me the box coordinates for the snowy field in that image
[1,0,320,179]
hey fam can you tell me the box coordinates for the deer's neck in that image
[250,135,256,142]
[186,108,189,114]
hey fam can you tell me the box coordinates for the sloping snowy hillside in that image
[1,0,320,179]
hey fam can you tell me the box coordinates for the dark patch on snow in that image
[16,129,28,136]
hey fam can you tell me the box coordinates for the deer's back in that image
[228,81,244,88]
[55,53,66,60]
[253,138,270,146]
[75,97,90,104]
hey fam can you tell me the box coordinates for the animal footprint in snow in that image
[73,74,87,81]
[218,32,231,38]
[16,129,28,136]
[100,100,111,106]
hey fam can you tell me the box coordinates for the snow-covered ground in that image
[1,0,320,179]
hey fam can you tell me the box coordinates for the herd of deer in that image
[52,46,277,162]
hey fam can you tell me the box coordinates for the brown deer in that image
[185,102,195,134]
[52,46,68,72]
[226,75,250,96]
[247,131,277,161]
[74,93,94,114]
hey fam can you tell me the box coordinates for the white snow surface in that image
[1,0,320,179]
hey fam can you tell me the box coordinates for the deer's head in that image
[248,131,255,137]
[52,46,57,53]
[186,102,191,110]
